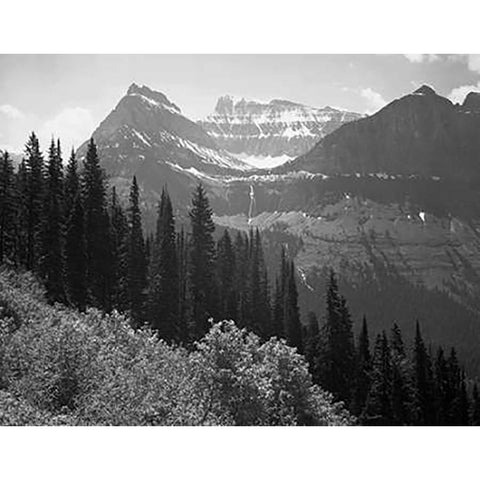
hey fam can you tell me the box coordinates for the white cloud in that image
[447,82,480,105]
[39,107,95,150]
[466,55,480,74]
[0,104,25,120]
[361,88,387,114]
[404,54,440,63]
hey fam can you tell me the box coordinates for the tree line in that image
[303,270,480,425]
[1,133,478,425]
[0,134,302,349]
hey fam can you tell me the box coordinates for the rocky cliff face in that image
[199,96,363,168]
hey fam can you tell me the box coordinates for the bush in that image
[0,269,353,426]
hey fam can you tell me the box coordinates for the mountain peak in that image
[126,83,181,114]
[214,95,236,115]
[413,84,437,96]
[462,91,480,111]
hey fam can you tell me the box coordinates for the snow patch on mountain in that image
[231,152,293,169]
[199,96,363,160]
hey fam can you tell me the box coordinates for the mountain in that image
[77,83,252,214]
[0,149,23,166]
[77,83,480,373]
[283,85,480,180]
[198,96,363,168]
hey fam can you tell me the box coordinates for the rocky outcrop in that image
[199,96,363,168]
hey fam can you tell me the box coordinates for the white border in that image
[2,0,480,478]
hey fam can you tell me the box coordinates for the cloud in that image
[466,55,480,74]
[447,82,480,105]
[39,107,95,150]
[0,104,25,120]
[361,88,387,114]
[404,54,440,63]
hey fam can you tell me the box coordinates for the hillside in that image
[0,269,351,426]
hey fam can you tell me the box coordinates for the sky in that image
[1,54,480,153]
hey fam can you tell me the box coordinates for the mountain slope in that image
[199,96,363,168]
[77,83,253,211]
[282,85,480,180]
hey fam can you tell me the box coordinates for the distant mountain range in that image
[199,95,362,168]
[75,82,480,374]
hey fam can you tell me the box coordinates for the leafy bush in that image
[0,269,353,426]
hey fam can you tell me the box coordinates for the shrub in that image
[0,269,353,426]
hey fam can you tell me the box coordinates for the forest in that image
[0,133,479,425]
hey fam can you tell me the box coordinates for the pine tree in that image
[362,332,392,425]
[188,184,217,341]
[216,229,237,321]
[457,370,470,425]
[471,383,480,426]
[148,187,179,341]
[318,269,355,404]
[24,132,44,271]
[284,260,303,352]
[352,316,372,416]
[244,229,271,338]
[39,139,65,303]
[0,151,18,265]
[109,187,128,311]
[64,148,79,215]
[304,311,320,377]
[389,323,412,425]
[15,158,29,267]
[272,246,288,338]
[65,194,87,310]
[434,347,449,424]
[82,138,112,310]
[176,226,189,342]
[126,176,147,325]
[234,231,250,329]
[412,322,435,425]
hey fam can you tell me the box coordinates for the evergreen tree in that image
[471,383,480,426]
[234,231,250,329]
[109,187,128,311]
[318,269,355,404]
[24,132,44,270]
[39,139,65,303]
[126,176,147,325]
[15,158,29,267]
[65,194,87,310]
[188,184,217,341]
[352,316,372,416]
[412,322,435,425]
[64,148,79,215]
[148,187,179,341]
[82,138,112,310]
[446,347,461,425]
[0,152,18,265]
[389,323,412,425]
[216,229,237,321]
[176,226,189,342]
[284,260,303,352]
[434,347,449,425]
[362,332,392,425]
[272,246,288,338]
[304,311,320,377]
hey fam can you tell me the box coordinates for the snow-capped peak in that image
[127,83,181,115]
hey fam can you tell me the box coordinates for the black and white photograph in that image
[1,1,479,478]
